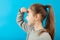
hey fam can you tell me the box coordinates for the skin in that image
[20,7,44,31]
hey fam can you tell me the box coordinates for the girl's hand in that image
[20,7,27,13]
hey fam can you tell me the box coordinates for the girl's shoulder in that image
[40,32,50,37]
[39,32,52,40]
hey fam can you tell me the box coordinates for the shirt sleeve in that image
[16,9,33,33]
[38,32,52,40]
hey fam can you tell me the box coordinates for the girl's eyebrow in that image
[27,10,29,13]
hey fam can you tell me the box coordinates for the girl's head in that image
[26,4,47,25]
[26,3,55,40]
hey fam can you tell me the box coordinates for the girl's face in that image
[26,8,35,26]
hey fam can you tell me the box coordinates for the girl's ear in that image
[35,13,41,21]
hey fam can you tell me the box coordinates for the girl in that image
[16,3,55,40]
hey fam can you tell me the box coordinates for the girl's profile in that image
[16,3,55,40]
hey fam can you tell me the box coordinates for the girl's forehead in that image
[28,8,33,13]
[28,8,31,12]
[27,8,35,15]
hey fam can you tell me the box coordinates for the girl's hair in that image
[30,4,55,40]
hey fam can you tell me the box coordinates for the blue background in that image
[0,0,60,40]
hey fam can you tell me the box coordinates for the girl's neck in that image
[33,21,44,31]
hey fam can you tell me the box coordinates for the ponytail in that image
[45,5,55,40]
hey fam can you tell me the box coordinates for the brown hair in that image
[30,4,55,40]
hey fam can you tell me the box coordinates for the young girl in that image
[16,4,55,40]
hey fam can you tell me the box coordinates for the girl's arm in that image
[16,9,32,33]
